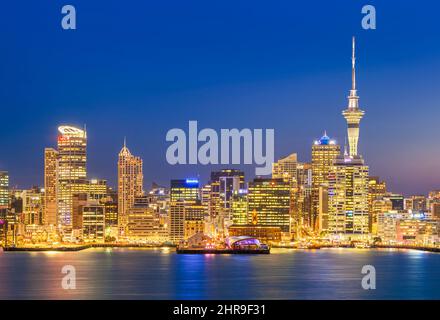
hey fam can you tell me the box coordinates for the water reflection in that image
[0,248,438,299]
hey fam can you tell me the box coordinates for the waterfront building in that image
[117,140,143,238]
[378,211,439,246]
[227,225,282,243]
[311,133,340,231]
[248,178,291,238]
[21,187,43,225]
[209,169,245,233]
[57,125,87,242]
[127,196,168,243]
[170,179,200,243]
[44,148,58,226]
[82,203,105,243]
[183,200,206,240]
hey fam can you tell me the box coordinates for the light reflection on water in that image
[0,248,438,300]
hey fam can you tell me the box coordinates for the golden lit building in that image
[82,204,105,243]
[126,197,168,242]
[231,190,248,226]
[57,125,87,241]
[248,178,291,238]
[117,140,143,238]
[183,200,206,240]
[209,169,245,231]
[170,179,200,243]
[44,148,58,226]
[328,156,369,237]
[272,153,297,182]
[22,187,43,225]
[311,133,340,231]
[368,177,387,233]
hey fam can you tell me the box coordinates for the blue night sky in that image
[1,0,440,195]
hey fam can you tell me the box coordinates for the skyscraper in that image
[342,37,365,157]
[311,133,340,231]
[209,169,245,232]
[248,178,291,236]
[57,125,87,241]
[327,38,369,238]
[272,153,298,182]
[44,148,58,226]
[117,140,143,238]
[170,179,200,243]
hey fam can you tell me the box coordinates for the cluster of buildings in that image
[1,38,439,247]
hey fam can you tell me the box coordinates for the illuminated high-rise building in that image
[248,178,291,237]
[342,37,365,157]
[117,140,143,238]
[231,190,248,226]
[209,169,245,231]
[0,171,8,208]
[44,148,58,226]
[82,203,105,243]
[170,179,200,243]
[22,187,44,225]
[272,153,297,183]
[368,177,387,233]
[327,37,369,238]
[57,125,87,241]
[311,132,340,231]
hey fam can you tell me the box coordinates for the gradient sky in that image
[1,0,440,195]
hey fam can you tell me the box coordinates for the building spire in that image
[124,136,126,148]
[352,36,356,91]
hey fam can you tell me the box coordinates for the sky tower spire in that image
[342,36,365,157]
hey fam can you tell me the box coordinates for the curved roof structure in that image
[227,236,261,247]
[58,125,86,137]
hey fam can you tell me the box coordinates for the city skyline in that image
[2,2,440,195]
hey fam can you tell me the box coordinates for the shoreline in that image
[1,244,439,253]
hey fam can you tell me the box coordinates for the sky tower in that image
[342,37,365,157]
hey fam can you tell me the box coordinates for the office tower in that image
[311,133,340,231]
[103,188,118,227]
[327,38,369,238]
[57,125,87,241]
[248,178,291,237]
[368,177,387,233]
[0,171,9,208]
[82,203,105,243]
[183,200,206,240]
[231,190,248,226]
[117,140,143,238]
[22,187,43,225]
[209,169,245,232]
[328,157,369,237]
[272,153,297,182]
[170,179,200,243]
[44,148,58,226]
[342,37,365,157]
